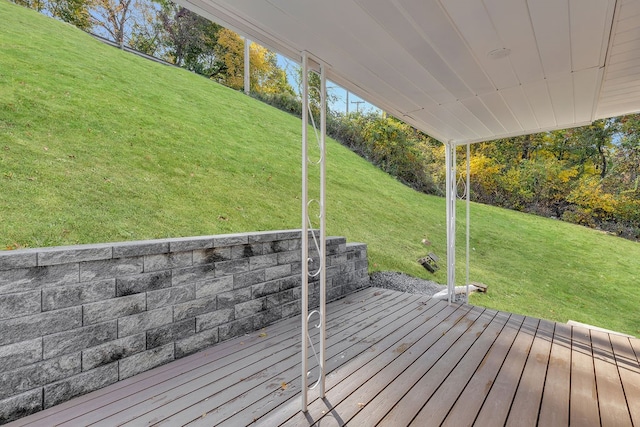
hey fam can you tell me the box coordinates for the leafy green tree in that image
[157,2,220,70]
[11,0,46,12]
[127,0,162,55]
[546,120,614,178]
[11,0,93,30]
[49,0,93,30]
[613,114,640,189]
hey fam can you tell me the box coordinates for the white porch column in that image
[444,142,457,303]
[300,52,327,412]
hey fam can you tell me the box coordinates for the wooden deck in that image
[9,287,640,426]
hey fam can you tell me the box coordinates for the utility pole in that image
[346,90,349,114]
[351,100,365,113]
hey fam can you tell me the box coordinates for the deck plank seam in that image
[502,317,541,426]
[399,308,497,426]
[26,288,387,424]
[470,313,534,426]
[249,298,453,426]
[218,296,446,426]
[210,295,435,426]
[215,296,445,426]
[124,291,421,425]
[95,294,416,422]
[535,321,557,427]
[265,299,467,426]
[402,309,513,427]
[308,304,481,426]
[434,311,515,426]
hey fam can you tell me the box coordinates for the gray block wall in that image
[0,230,368,424]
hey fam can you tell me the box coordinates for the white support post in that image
[318,60,327,399]
[445,142,457,303]
[244,38,250,95]
[300,52,327,412]
[300,51,309,412]
[465,143,470,303]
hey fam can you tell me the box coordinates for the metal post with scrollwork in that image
[445,141,457,303]
[301,51,327,412]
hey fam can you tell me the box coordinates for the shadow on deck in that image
[8,287,640,426]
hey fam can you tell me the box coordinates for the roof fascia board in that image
[454,120,594,146]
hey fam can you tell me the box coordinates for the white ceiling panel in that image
[611,25,640,46]
[499,86,539,131]
[441,102,493,138]
[421,108,476,142]
[355,0,472,102]
[528,0,572,76]
[397,0,496,96]
[598,98,640,119]
[523,80,556,129]
[606,57,640,80]
[547,74,575,125]
[441,0,519,90]
[598,0,640,119]
[483,0,545,85]
[574,68,602,123]
[178,0,640,144]
[346,1,454,106]
[569,0,614,70]
[601,81,640,99]
[479,91,522,134]
[412,108,468,142]
[621,0,640,16]
[460,96,506,135]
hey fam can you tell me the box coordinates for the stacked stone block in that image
[0,230,368,424]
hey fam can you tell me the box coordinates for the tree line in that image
[327,113,640,241]
[12,0,295,96]
[14,0,640,241]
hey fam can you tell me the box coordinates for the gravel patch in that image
[370,271,446,297]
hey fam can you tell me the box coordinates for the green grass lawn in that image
[1,0,639,336]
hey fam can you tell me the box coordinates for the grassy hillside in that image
[1,0,639,336]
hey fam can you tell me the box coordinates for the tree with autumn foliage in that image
[11,0,93,30]
[212,28,293,95]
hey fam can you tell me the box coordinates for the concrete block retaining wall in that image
[0,230,368,424]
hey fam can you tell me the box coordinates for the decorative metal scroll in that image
[445,142,457,304]
[445,143,472,304]
[300,51,327,412]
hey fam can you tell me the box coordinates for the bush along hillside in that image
[1,0,639,336]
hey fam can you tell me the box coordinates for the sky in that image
[277,55,379,115]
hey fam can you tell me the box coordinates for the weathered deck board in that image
[215,297,444,426]
[473,316,539,425]
[88,289,410,426]
[402,310,509,426]
[440,313,525,427]
[570,326,601,427]
[8,287,640,427]
[154,292,417,426]
[538,322,572,426]
[590,330,633,427]
[275,304,479,426]
[253,296,459,427]
[610,333,640,426]
[505,318,554,427]
[407,310,511,425]
[349,306,493,426]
